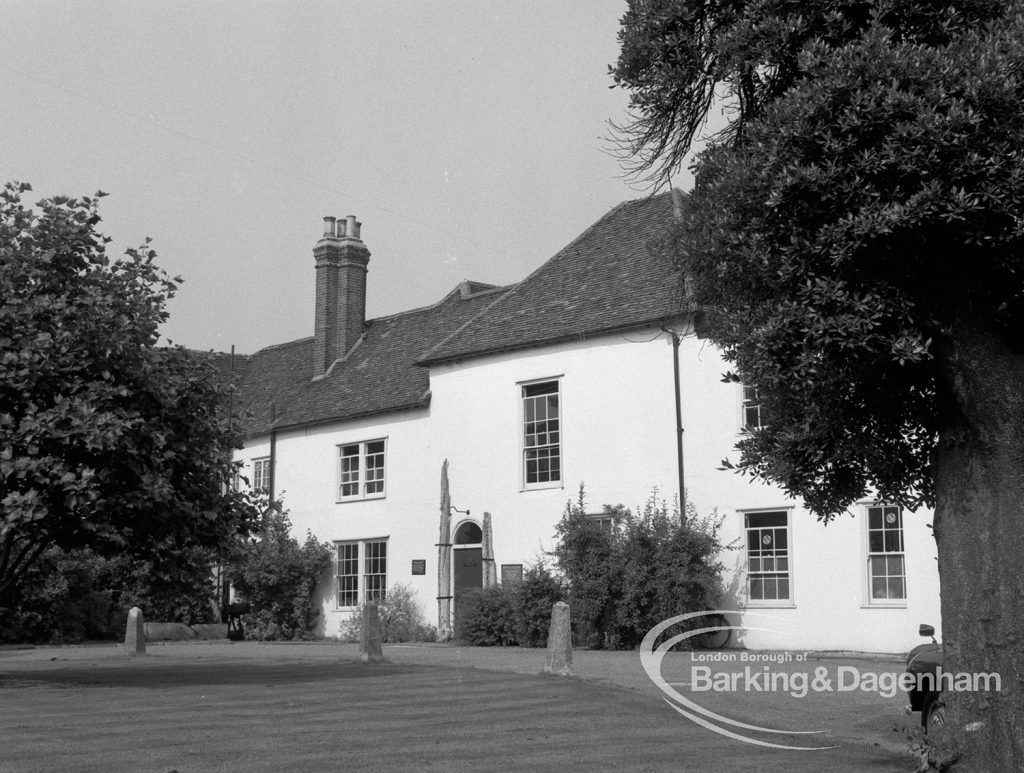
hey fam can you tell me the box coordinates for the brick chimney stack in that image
[312,214,370,378]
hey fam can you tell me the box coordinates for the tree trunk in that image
[931,323,1024,771]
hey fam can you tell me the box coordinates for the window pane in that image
[523,381,558,397]
[872,575,889,599]
[744,406,760,428]
[889,576,906,599]
[868,508,883,530]
[746,512,787,529]
[534,398,547,421]
[883,530,902,553]
[887,555,905,577]
[749,577,764,600]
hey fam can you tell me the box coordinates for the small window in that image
[252,457,271,493]
[522,379,561,487]
[866,505,906,602]
[745,510,791,603]
[336,538,388,608]
[741,385,766,431]
[587,513,615,537]
[338,439,387,501]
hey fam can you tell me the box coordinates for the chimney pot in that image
[336,217,347,237]
[346,215,360,240]
[322,216,336,238]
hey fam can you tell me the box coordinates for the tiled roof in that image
[226,283,507,435]
[417,191,683,365]
[224,192,683,435]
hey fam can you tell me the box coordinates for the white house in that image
[226,194,941,653]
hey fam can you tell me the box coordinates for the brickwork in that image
[312,237,370,378]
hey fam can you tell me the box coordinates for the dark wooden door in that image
[454,548,483,598]
[452,548,483,633]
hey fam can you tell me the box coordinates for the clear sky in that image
[2,1,701,354]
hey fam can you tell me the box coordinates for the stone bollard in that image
[360,603,384,663]
[544,601,572,676]
[124,606,146,656]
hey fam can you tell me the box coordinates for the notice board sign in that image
[411,559,426,576]
[501,563,524,585]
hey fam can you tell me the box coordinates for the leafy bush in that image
[514,560,565,647]
[553,487,728,650]
[454,585,519,646]
[340,583,437,643]
[228,508,332,641]
[553,492,622,648]
[453,561,565,647]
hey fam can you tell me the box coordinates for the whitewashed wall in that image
[235,326,941,651]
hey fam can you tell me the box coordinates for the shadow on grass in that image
[0,659,422,689]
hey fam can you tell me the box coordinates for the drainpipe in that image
[269,401,278,507]
[663,327,686,520]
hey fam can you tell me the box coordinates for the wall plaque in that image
[411,559,426,575]
[501,563,524,585]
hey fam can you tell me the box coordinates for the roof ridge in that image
[369,280,509,324]
[417,196,644,366]
[249,336,314,356]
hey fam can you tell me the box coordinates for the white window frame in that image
[337,438,387,502]
[252,457,271,494]
[335,537,389,609]
[740,384,766,431]
[743,509,794,607]
[863,504,907,607]
[520,377,563,490]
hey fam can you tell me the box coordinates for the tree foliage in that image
[610,0,1003,186]
[657,10,1024,519]
[227,508,332,641]
[0,544,219,643]
[614,2,1024,767]
[0,182,260,597]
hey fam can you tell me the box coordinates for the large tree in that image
[0,182,259,600]
[612,2,1024,770]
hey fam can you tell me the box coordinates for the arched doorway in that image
[452,520,483,617]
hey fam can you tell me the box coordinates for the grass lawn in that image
[0,644,917,772]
